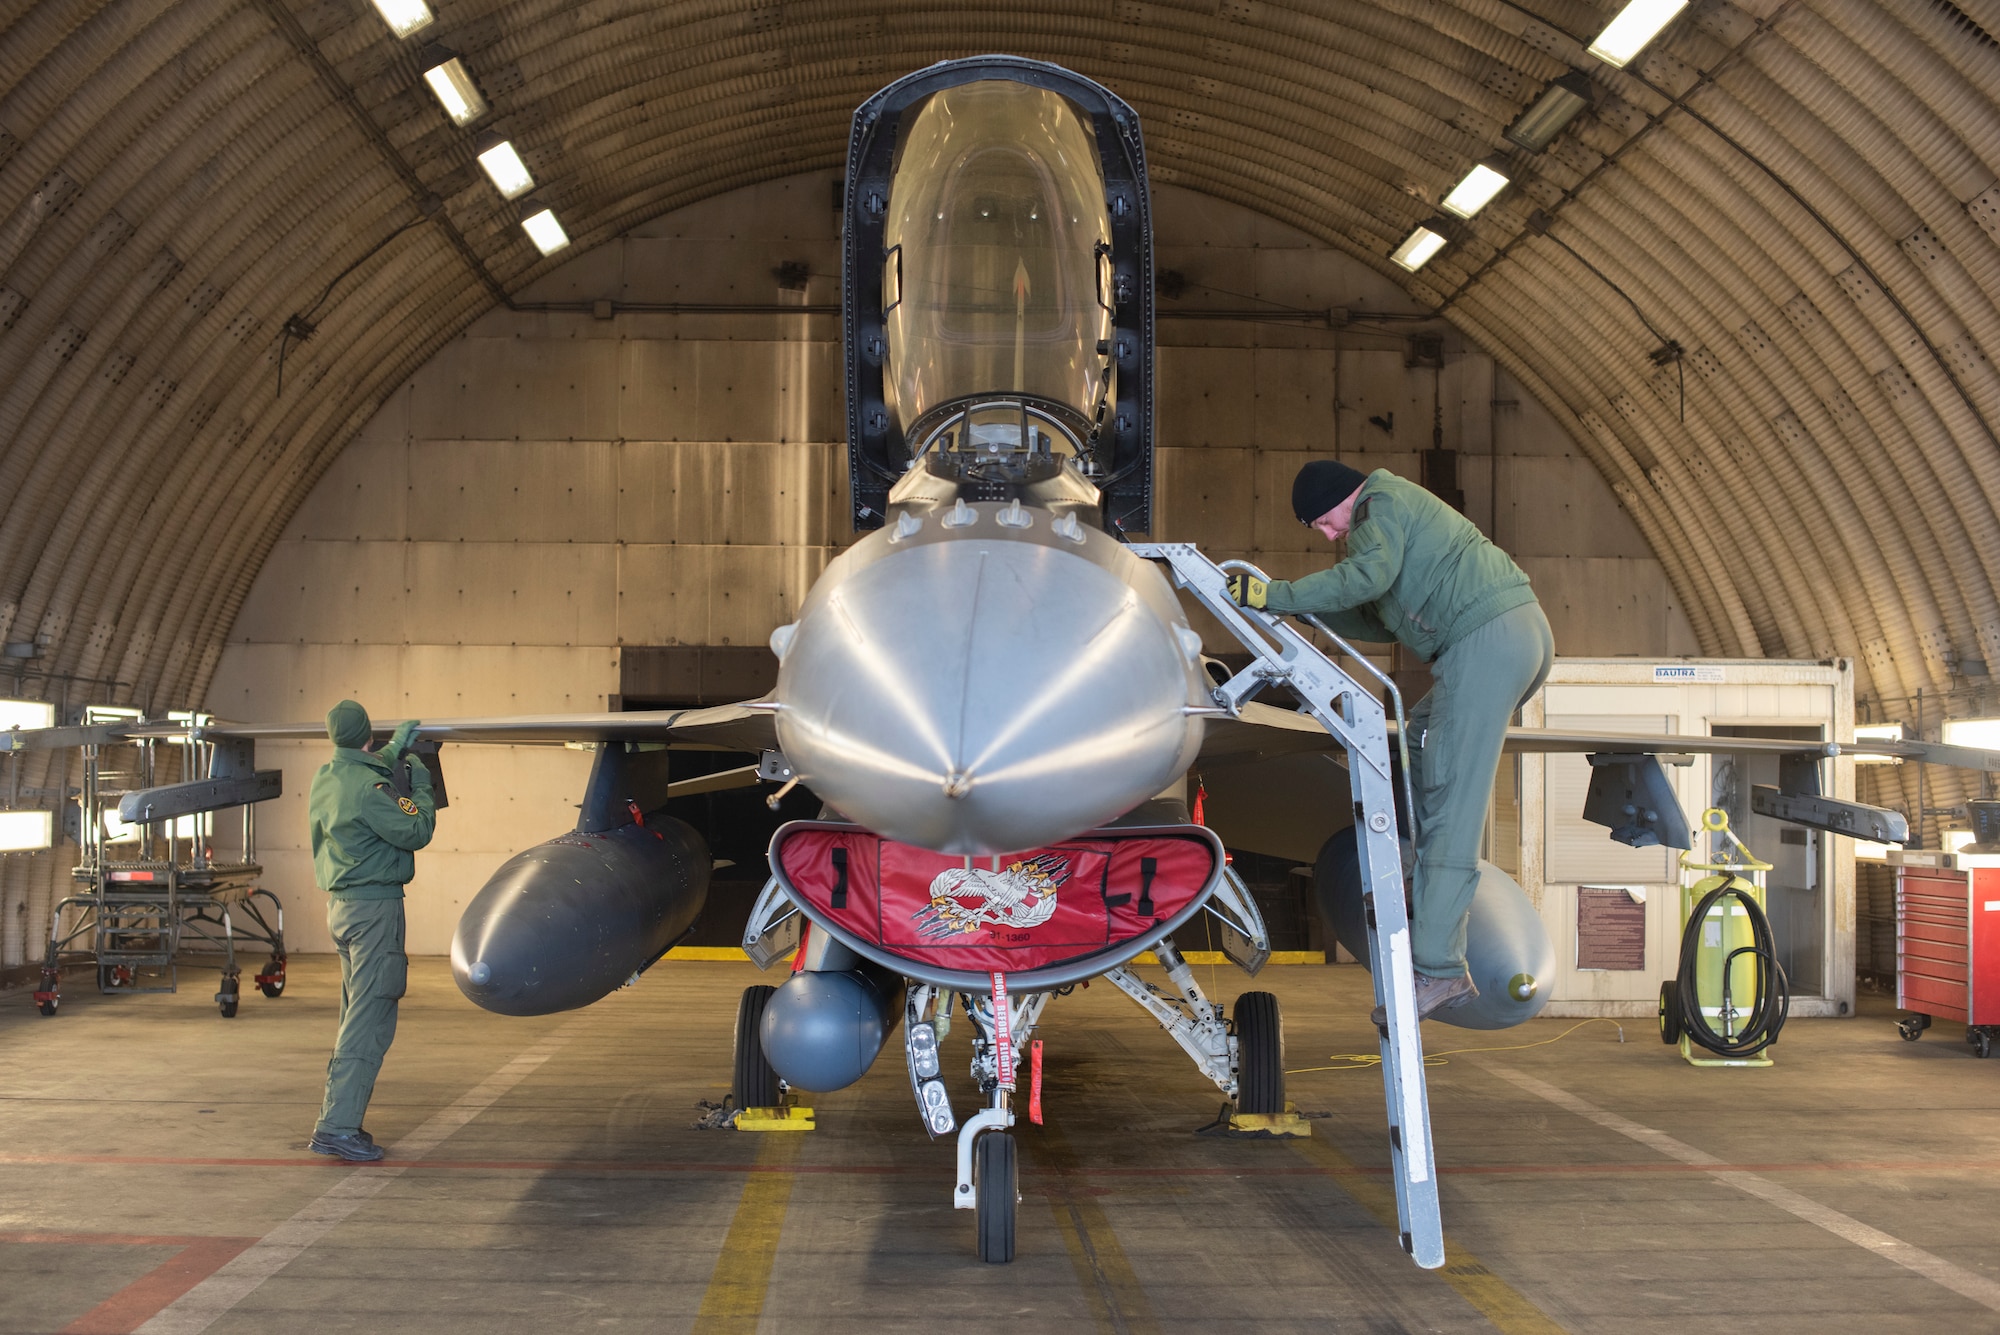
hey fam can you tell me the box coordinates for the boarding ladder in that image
[1129,543,1444,1270]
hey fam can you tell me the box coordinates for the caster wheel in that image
[217,977,241,1019]
[37,996,57,1017]
[732,985,780,1109]
[1232,991,1285,1115]
[219,996,239,1018]
[1898,1017,1925,1042]
[1659,980,1683,1046]
[1975,1031,1993,1060]
[975,1131,1017,1264]
[258,958,286,999]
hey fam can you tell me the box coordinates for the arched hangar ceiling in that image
[0,0,1996,715]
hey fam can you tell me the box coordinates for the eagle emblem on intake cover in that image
[913,853,1072,939]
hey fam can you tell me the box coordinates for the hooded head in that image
[327,699,372,749]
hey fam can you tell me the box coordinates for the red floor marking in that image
[0,1233,255,1335]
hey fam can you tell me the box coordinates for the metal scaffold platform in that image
[34,710,286,1019]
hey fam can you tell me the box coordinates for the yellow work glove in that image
[1227,574,1268,609]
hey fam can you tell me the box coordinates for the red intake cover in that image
[771,822,1222,981]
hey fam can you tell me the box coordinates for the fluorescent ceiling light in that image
[1850,838,1899,861]
[368,0,432,38]
[421,47,486,126]
[0,810,52,852]
[0,699,55,731]
[1390,222,1447,272]
[1441,162,1509,219]
[1587,0,1689,68]
[1505,71,1593,152]
[519,200,570,256]
[476,135,535,200]
[83,705,142,725]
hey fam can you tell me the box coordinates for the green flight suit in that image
[309,702,436,1138]
[1264,471,1553,978]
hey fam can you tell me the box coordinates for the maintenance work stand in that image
[33,710,286,1018]
[1129,543,1446,1270]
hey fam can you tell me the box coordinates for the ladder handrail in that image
[1215,558,1420,845]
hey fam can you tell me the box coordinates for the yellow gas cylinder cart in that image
[1657,809,1791,1067]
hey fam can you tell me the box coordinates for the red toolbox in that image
[1897,861,2000,1056]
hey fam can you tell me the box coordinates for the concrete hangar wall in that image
[205,172,1691,957]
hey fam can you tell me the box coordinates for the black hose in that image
[1672,877,1790,1058]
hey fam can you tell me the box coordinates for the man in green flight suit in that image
[1231,461,1553,1023]
[306,699,436,1161]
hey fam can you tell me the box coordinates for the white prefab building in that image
[1510,658,1857,1020]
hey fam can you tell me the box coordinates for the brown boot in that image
[1370,972,1479,1029]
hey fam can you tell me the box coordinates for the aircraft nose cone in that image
[775,534,1205,854]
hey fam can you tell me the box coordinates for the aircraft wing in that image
[1197,711,1997,768]
[0,703,780,754]
[1195,705,1991,860]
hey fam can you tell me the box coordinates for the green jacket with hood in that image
[308,700,436,900]
[1263,468,1537,661]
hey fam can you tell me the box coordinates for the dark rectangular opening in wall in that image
[619,645,778,709]
[1709,723,1828,996]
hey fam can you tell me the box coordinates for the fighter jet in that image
[6,55,1976,1267]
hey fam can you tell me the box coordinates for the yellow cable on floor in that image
[1287,1018,1627,1074]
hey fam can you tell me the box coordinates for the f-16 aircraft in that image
[7,55,1988,1268]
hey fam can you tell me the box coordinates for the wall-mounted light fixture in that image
[519,199,570,256]
[1852,721,1904,765]
[1504,71,1593,152]
[0,699,56,731]
[0,809,53,852]
[475,132,534,200]
[421,44,486,126]
[367,0,432,38]
[1944,718,2000,751]
[1390,220,1449,272]
[1441,160,1510,220]
[1587,0,1690,68]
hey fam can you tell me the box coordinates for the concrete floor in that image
[2,956,1997,1335]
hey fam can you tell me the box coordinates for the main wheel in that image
[37,995,57,1017]
[732,985,781,1109]
[1233,991,1285,1115]
[975,1131,1017,1264]
[1659,980,1683,1045]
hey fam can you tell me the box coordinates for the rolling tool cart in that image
[1895,856,2000,1058]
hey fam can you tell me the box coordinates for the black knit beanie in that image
[1291,460,1367,524]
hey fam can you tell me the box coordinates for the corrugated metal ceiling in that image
[0,0,1996,721]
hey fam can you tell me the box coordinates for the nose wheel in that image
[1232,990,1285,1114]
[975,1130,1017,1264]
[732,985,781,1109]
